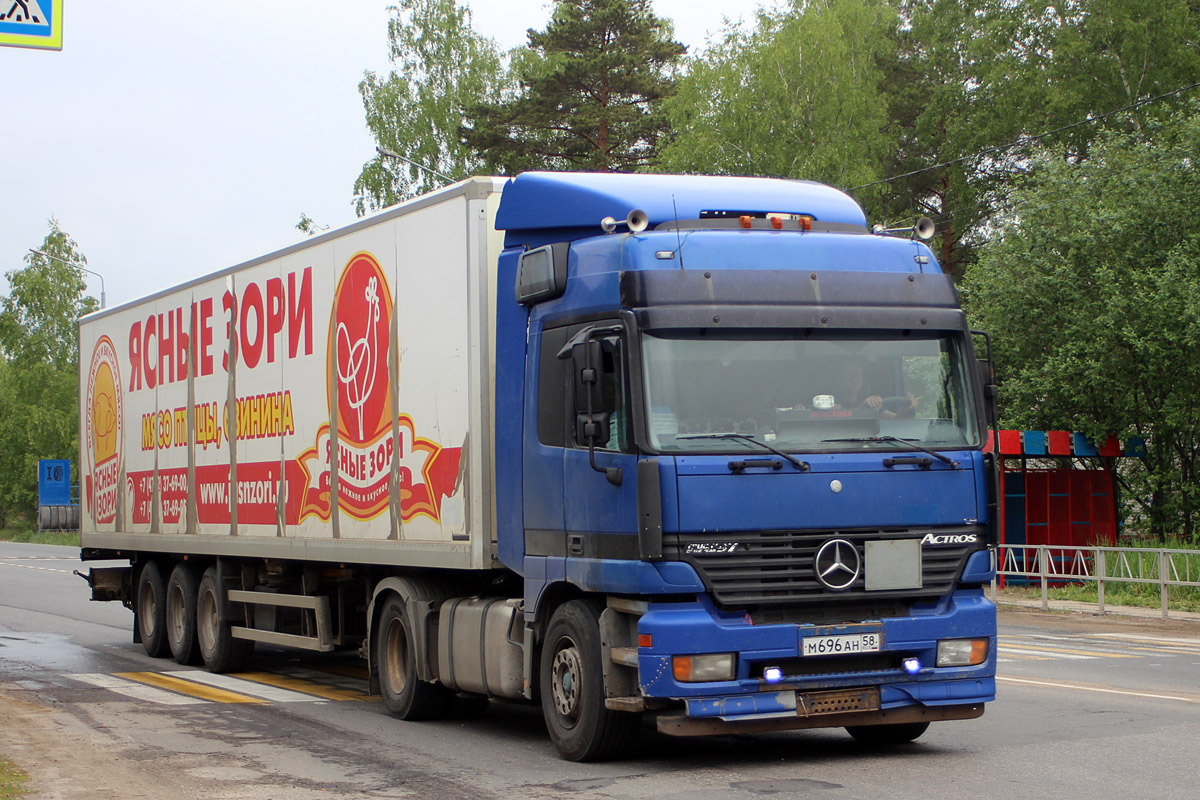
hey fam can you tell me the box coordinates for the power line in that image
[931,129,1200,226]
[850,81,1200,193]
[376,147,454,185]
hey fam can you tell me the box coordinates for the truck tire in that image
[540,600,640,762]
[166,563,201,665]
[375,594,452,720]
[845,721,930,744]
[136,560,170,658]
[196,566,255,673]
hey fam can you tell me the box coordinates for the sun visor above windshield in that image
[620,270,960,310]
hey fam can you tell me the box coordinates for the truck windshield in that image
[641,331,980,454]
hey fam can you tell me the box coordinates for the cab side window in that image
[537,327,570,447]
[537,328,628,451]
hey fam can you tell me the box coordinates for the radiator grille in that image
[664,527,981,611]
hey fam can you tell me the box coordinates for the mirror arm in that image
[556,324,623,359]
[587,438,623,486]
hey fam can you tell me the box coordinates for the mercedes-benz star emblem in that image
[814,538,861,591]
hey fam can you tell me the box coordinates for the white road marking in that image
[0,563,74,574]
[165,670,327,703]
[998,675,1200,704]
[1087,633,1200,646]
[998,647,1095,660]
[0,556,76,560]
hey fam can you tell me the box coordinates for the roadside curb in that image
[992,591,1200,623]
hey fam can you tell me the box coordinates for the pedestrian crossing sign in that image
[0,0,63,51]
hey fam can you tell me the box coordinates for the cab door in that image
[560,323,640,560]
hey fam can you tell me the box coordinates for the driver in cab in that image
[826,360,917,420]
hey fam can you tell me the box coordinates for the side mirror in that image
[576,413,611,448]
[559,325,625,487]
[573,340,615,416]
[975,358,994,387]
[971,329,1000,445]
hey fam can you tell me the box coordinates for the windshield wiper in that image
[676,433,809,471]
[821,435,961,468]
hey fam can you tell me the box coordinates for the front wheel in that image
[374,594,452,720]
[539,600,640,762]
[845,721,930,744]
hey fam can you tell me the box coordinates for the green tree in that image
[0,220,99,526]
[885,0,1200,275]
[354,0,507,212]
[659,1,1199,277]
[962,106,1200,541]
[295,212,328,237]
[658,1,899,198]
[463,0,686,173]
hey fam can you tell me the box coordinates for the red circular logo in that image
[331,253,393,445]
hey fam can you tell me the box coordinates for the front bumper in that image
[636,588,996,730]
[656,700,985,737]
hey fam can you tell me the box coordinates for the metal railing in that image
[991,543,1200,619]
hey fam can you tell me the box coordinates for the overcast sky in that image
[0,1,780,308]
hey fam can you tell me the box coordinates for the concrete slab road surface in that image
[2,542,1199,799]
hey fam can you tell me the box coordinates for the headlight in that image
[936,638,989,667]
[673,653,736,682]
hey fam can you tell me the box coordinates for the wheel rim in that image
[550,638,583,724]
[138,581,158,639]
[383,617,408,695]
[198,586,217,655]
[167,583,185,644]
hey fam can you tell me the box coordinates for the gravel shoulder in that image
[0,685,194,800]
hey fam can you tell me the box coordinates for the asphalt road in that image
[2,541,1198,799]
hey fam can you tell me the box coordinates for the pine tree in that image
[463,0,686,173]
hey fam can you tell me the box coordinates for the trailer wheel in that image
[166,563,201,665]
[196,566,254,673]
[136,561,170,658]
[845,721,930,744]
[540,600,640,762]
[375,594,452,720]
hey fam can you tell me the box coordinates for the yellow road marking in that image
[234,672,366,701]
[116,672,266,704]
[311,664,370,680]
[1102,644,1200,656]
[995,650,1054,661]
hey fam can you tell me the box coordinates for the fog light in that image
[936,638,989,667]
[902,657,922,675]
[673,653,737,682]
[763,666,784,683]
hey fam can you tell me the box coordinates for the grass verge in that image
[1001,582,1200,613]
[0,757,29,800]
[0,522,78,547]
[1001,542,1200,613]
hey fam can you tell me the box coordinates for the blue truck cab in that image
[494,172,997,759]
